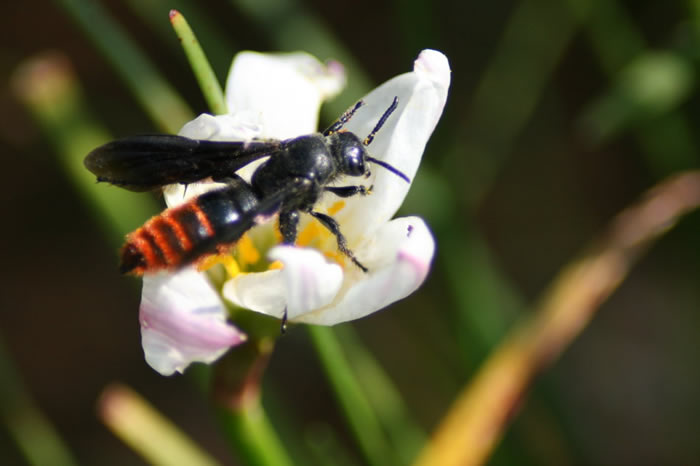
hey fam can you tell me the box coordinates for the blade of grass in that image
[335,325,427,465]
[99,384,221,466]
[216,401,294,466]
[169,10,227,115]
[124,0,237,80]
[0,340,78,466]
[414,171,700,466]
[307,325,400,466]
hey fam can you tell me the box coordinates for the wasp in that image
[84,98,409,275]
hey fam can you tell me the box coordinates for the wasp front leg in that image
[309,211,368,272]
[324,185,372,198]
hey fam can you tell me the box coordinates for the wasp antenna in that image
[363,97,399,146]
[323,100,365,136]
[367,156,410,183]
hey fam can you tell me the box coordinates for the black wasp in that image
[84,98,409,275]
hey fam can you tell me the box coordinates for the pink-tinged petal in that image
[329,50,450,242]
[413,49,452,99]
[295,217,435,325]
[267,246,344,320]
[222,247,344,321]
[225,51,346,139]
[139,268,246,376]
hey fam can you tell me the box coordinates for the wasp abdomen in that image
[120,180,259,275]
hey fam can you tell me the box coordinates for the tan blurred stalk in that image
[415,171,700,466]
[99,384,220,466]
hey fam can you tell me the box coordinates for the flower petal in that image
[329,49,450,242]
[222,247,344,321]
[178,112,263,141]
[139,268,246,376]
[162,180,230,208]
[222,269,287,319]
[295,216,435,325]
[268,246,344,320]
[225,51,346,139]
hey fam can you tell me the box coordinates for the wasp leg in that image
[322,100,365,135]
[281,307,288,334]
[279,210,300,244]
[309,211,368,272]
[324,185,372,198]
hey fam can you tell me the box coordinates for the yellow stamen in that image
[323,250,346,266]
[296,220,324,247]
[197,255,222,271]
[197,254,241,277]
[268,260,284,270]
[237,233,260,265]
[328,200,346,215]
[222,256,241,277]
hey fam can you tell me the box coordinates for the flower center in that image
[198,200,349,278]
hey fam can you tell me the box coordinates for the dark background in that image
[1,0,699,464]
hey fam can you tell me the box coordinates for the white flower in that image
[139,49,450,374]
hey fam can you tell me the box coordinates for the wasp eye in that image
[343,144,366,176]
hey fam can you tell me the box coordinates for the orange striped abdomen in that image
[120,180,260,274]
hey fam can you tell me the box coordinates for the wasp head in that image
[331,132,370,178]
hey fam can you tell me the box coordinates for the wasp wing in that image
[84,134,281,191]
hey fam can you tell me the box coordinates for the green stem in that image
[170,10,228,115]
[307,325,399,466]
[335,326,427,465]
[217,400,293,466]
[124,0,237,77]
[212,338,294,466]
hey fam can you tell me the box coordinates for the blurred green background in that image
[1,0,699,465]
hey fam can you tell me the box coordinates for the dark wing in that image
[84,134,281,191]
